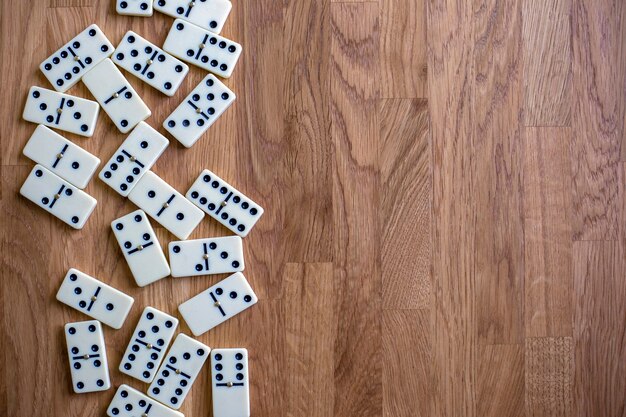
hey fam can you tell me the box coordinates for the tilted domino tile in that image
[211,348,250,417]
[99,122,169,197]
[113,31,189,96]
[119,307,178,382]
[154,0,232,34]
[56,268,135,329]
[148,333,210,409]
[111,210,171,287]
[163,74,235,148]
[23,86,100,137]
[168,236,244,277]
[186,169,263,237]
[20,165,97,229]
[40,24,113,92]
[23,125,100,189]
[64,320,111,393]
[163,19,242,78]
[107,384,184,417]
[82,58,151,133]
[178,272,258,336]
[128,170,205,240]
[116,0,153,16]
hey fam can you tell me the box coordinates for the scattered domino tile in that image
[23,125,100,189]
[154,0,232,34]
[107,384,184,417]
[119,307,178,383]
[20,164,97,229]
[22,86,100,137]
[116,0,153,16]
[211,348,250,417]
[64,320,111,393]
[113,31,189,96]
[163,73,236,147]
[178,272,258,336]
[111,210,171,287]
[40,24,113,92]
[56,268,135,329]
[168,236,244,277]
[98,121,169,197]
[148,333,210,409]
[128,170,205,240]
[82,58,151,133]
[186,169,263,237]
[163,19,242,78]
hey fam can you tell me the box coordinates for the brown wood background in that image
[1,0,625,416]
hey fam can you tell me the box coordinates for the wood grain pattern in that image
[477,344,525,417]
[523,127,573,337]
[331,3,381,416]
[428,0,477,414]
[2,0,626,416]
[473,0,525,345]
[382,310,432,417]
[380,99,431,310]
[570,0,625,240]
[525,337,573,417]
[523,0,572,127]
[380,0,427,98]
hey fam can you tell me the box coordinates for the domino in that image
[82,58,151,133]
[178,272,258,336]
[23,86,99,137]
[211,348,250,417]
[64,320,111,393]
[117,0,153,16]
[186,169,263,237]
[99,122,169,197]
[111,210,171,287]
[56,268,135,329]
[40,24,113,92]
[163,74,235,148]
[154,0,232,34]
[168,236,244,277]
[113,31,189,96]
[163,19,242,78]
[107,385,184,417]
[20,165,97,229]
[128,171,204,240]
[119,307,179,383]
[148,333,210,409]
[23,125,100,189]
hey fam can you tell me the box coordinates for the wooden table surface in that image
[1,0,625,416]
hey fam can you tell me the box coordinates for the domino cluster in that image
[19,4,260,416]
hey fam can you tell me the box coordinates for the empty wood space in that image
[1,0,625,416]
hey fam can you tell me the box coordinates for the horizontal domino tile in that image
[163,19,242,78]
[22,86,100,137]
[56,268,134,329]
[20,164,97,229]
[186,169,264,237]
[39,24,113,92]
[23,125,100,189]
[107,384,184,417]
[153,0,232,34]
[113,31,189,96]
[116,0,154,16]
[178,272,258,336]
[168,236,244,277]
